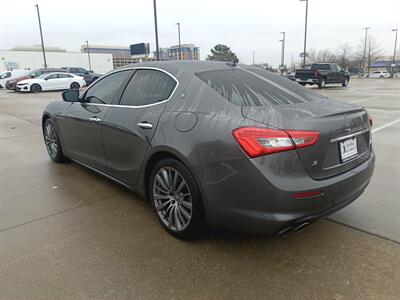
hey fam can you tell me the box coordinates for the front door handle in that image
[89,117,101,123]
[137,122,153,129]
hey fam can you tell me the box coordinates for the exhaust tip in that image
[293,222,311,233]
[277,226,295,236]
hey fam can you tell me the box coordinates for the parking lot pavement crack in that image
[0,192,123,234]
[326,218,400,246]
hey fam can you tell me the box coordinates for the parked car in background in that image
[16,72,85,93]
[369,71,390,78]
[0,69,30,88]
[295,63,350,88]
[42,61,375,239]
[5,68,65,90]
[284,72,296,81]
[62,67,102,84]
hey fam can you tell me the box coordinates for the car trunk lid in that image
[242,100,371,180]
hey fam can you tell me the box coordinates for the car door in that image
[59,70,132,170]
[55,73,74,89]
[42,73,59,90]
[332,64,343,83]
[102,68,178,185]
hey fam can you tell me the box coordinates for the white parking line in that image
[350,97,380,104]
[372,118,400,133]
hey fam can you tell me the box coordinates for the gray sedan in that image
[42,61,375,239]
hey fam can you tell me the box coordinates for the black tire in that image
[318,78,326,89]
[70,82,80,90]
[30,84,42,93]
[149,158,205,239]
[379,76,384,79]
[43,119,67,163]
[342,77,349,87]
[299,82,306,86]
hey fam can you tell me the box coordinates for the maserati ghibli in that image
[42,61,375,238]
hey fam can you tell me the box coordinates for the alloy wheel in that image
[153,167,193,232]
[44,122,58,159]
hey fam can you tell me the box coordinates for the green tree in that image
[207,44,237,62]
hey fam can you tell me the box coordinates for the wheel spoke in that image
[161,169,171,189]
[180,200,192,210]
[178,204,190,220]
[176,178,186,193]
[174,206,182,229]
[155,174,169,192]
[154,193,170,200]
[155,199,172,211]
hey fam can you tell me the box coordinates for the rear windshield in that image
[195,67,324,106]
[311,64,331,70]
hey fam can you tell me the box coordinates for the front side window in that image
[119,69,177,106]
[84,70,131,104]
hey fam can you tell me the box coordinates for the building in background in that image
[153,44,200,61]
[0,48,113,73]
[10,45,67,52]
[369,60,400,74]
[81,44,142,68]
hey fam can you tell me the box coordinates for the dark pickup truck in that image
[295,63,350,88]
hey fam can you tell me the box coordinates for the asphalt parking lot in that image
[1,78,399,299]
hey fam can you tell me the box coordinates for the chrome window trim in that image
[82,66,179,109]
[330,128,369,143]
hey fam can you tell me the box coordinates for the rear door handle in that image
[137,122,153,129]
[89,117,101,123]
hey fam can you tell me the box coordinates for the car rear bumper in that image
[203,149,375,235]
[295,78,319,84]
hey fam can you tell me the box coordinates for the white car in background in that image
[0,69,30,88]
[16,72,86,93]
[369,71,391,78]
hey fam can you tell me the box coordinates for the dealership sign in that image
[5,61,20,69]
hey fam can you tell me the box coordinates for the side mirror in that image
[62,89,80,102]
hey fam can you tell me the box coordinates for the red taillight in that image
[232,127,319,158]
[368,113,373,127]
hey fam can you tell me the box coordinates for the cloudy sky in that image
[0,0,398,66]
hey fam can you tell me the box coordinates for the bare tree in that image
[336,43,352,68]
[308,48,337,63]
[354,36,384,74]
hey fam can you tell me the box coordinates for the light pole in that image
[34,4,47,69]
[175,22,182,60]
[391,29,398,77]
[279,31,285,71]
[85,40,92,71]
[300,0,308,69]
[362,27,370,76]
[153,0,160,61]
[252,51,255,65]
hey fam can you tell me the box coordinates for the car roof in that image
[115,60,239,79]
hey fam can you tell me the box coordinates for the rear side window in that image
[84,70,131,104]
[58,74,72,78]
[196,68,323,106]
[119,69,176,106]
